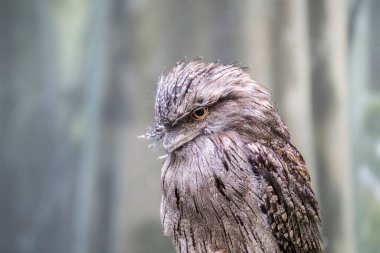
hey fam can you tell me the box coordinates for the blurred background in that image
[0,0,379,252]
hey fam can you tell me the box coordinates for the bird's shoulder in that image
[245,140,322,252]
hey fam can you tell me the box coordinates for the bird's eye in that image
[192,107,208,120]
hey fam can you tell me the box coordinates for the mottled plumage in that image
[146,61,322,253]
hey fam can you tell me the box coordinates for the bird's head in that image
[146,60,289,154]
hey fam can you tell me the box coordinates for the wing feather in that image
[247,141,322,253]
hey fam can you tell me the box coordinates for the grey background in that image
[0,0,379,253]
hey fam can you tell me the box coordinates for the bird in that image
[144,60,322,253]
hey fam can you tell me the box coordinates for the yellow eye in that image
[192,107,208,119]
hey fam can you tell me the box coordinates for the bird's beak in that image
[163,128,200,153]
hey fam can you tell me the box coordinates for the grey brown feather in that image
[146,61,322,253]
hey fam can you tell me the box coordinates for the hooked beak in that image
[163,128,200,153]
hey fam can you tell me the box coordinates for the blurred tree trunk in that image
[119,1,174,252]
[0,0,77,252]
[309,1,354,253]
[0,0,126,252]
[350,0,380,252]
[241,0,273,90]
[72,0,110,252]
